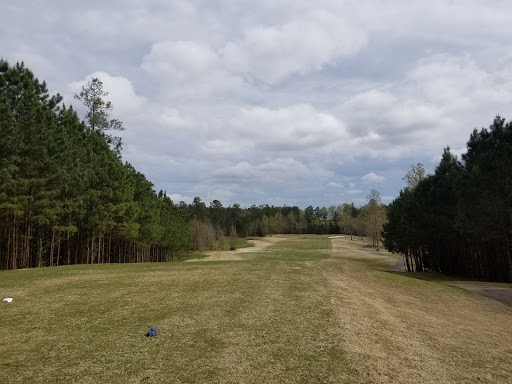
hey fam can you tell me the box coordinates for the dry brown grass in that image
[1,235,510,383]
[323,237,512,384]
[0,236,351,383]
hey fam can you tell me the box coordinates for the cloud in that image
[381,195,395,204]
[167,193,193,204]
[200,139,250,156]
[229,104,347,154]
[432,147,466,163]
[212,158,333,185]
[5,1,512,208]
[221,10,367,83]
[142,40,219,79]
[196,157,337,206]
[7,46,53,79]
[339,53,512,162]
[158,107,194,128]
[68,72,145,118]
[141,40,244,96]
[361,172,385,184]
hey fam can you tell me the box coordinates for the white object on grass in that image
[2,298,13,303]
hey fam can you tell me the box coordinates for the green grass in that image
[175,253,209,262]
[1,235,511,383]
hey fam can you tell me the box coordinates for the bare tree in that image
[403,163,426,190]
[365,189,386,250]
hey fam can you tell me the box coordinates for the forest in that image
[0,60,386,270]
[383,117,512,282]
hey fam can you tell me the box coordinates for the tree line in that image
[383,116,512,283]
[0,60,189,270]
[178,192,387,252]
[0,60,387,270]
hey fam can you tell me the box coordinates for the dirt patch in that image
[445,283,512,306]
[185,236,286,262]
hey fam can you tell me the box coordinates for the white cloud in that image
[8,46,53,78]
[342,89,396,111]
[432,147,466,163]
[212,158,333,185]
[339,52,512,163]
[158,107,194,128]
[362,172,385,184]
[5,1,512,207]
[382,195,394,204]
[142,40,219,80]
[167,193,193,204]
[221,10,367,83]
[200,139,250,156]
[141,40,244,96]
[69,72,145,118]
[230,104,347,154]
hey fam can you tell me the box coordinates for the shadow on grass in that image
[355,243,512,291]
[388,270,512,287]
[384,263,512,306]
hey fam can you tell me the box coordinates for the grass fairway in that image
[1,236,511,383]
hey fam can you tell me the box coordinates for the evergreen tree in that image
[74,77,125,152]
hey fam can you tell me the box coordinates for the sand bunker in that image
[185,235,286,262]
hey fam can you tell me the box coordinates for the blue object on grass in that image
[146,328,157,337]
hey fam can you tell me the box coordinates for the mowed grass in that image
[325,239,512,384]
[0,236,350,384]
[1,235,511,383]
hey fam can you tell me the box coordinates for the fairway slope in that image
[324,237,512,384]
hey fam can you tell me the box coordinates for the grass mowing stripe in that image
[4,235,511,383]
[0,235,352,383]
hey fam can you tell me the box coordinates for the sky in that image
[2,1,512,208]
